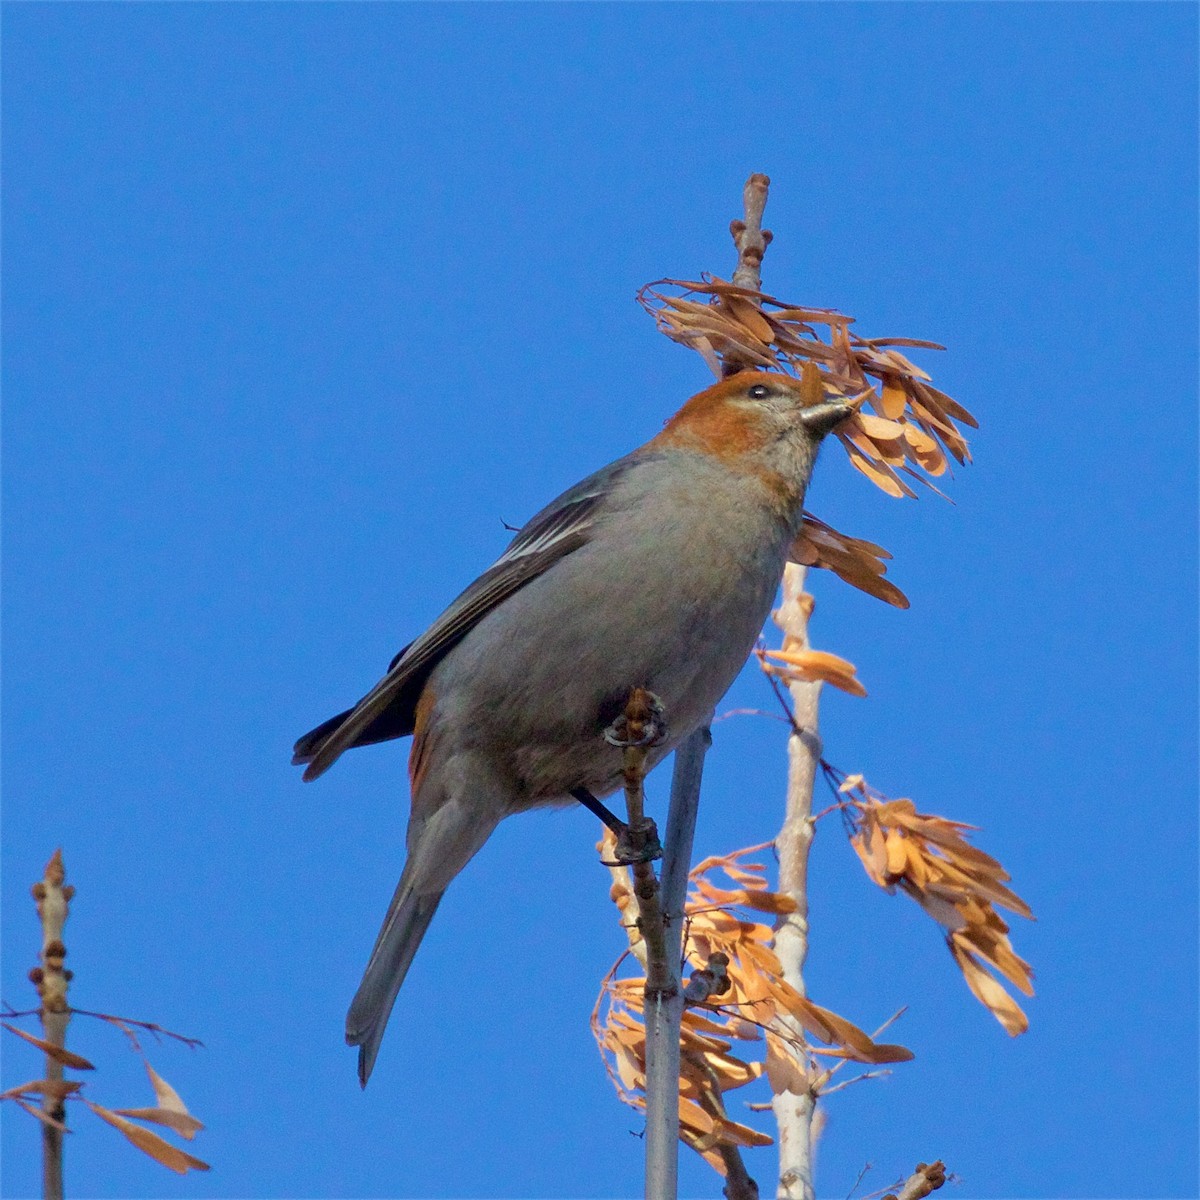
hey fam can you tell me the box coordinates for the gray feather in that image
[346,883,443,1087]
[297,456,647,781]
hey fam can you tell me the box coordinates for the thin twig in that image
[819,1069,892,1097]
[1,1006,203,1055]
[77,1010,204,1054]
[721,174,774,379]
[846,1161,874,1200]
[685,1049,759,1200]
[819,1008,909,1089]
[608,689,670,996]
[712,707,791,725]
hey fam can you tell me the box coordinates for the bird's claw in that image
[604,690,668,749]
[606,818,663,865]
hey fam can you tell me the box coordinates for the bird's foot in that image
[572,788,663,865]
[603,690,667,749]
[610,816,663,866]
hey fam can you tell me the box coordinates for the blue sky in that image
[2,4,1196,1198]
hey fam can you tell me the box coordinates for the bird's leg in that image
[572,786,663,864]
[571,786,624,834]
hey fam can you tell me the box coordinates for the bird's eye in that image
[748,384,770,399]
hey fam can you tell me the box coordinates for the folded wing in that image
[293,455,641,781]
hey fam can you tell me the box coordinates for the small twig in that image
[78,1010,204,1054]
[763,668,807,741]
[818,1007,909,1088]
[685,1049,761,1200]
[712,707,792,726]
[881,1161,947,1200]
[846,1161,874,1200]
[1,1005,203,1056]
[819,1069,892,1097]
[722,173,774,378]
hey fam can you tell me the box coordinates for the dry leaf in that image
[114,1106,205,1140]
[14,1097,71,1133]
[949,941,1029,1036]
[764,1032,810,1094]
[843,779,1034,1035]
[722,295,776,343]
[855,412,907,440]
[761,647,867,697]
[0,1078,82,1102]
[594,839,914,1176]
[843,440,919,498]
[2,1024,95,1070]
[86,1102,210,1174]
[637,275,974,515]
[789,515,909,609]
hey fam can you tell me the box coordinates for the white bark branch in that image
[770,564,824,1200]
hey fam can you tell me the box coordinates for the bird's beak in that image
[798,399,855,438]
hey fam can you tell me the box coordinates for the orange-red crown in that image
[648,371,810,462]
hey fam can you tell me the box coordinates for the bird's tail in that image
[346,874,443,1087]
[346,782,503,1086]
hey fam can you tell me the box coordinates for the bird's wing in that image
[295,454,642,782]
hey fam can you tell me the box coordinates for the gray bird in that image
[293,369,850,1084]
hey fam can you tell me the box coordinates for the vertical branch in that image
[31,849,74,1200]
[606,688,681,1200]
[723,173,773,378]
[726,173,822,1198]
[645,722,712,1198]
[721,176,777,1200]
[729,173,773,294]
[770,565,823,1200]
[658,722,711,925]
[608,693,712,1200]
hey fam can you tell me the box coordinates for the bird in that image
[293,367,853,1085]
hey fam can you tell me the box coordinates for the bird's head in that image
[648,368,855,512]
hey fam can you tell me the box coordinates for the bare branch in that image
[729,173,773,295]
[882,1160,948,1200]
[30,849,74,1200]
[769,565,825,1200]
[606,689,670,996]
[604,688,698,1200]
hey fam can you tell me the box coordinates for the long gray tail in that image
[346,877,443,1087]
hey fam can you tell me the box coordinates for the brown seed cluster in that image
[841,775,1035,1036]
[639,276,978,608]
[594,839,912,1176]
